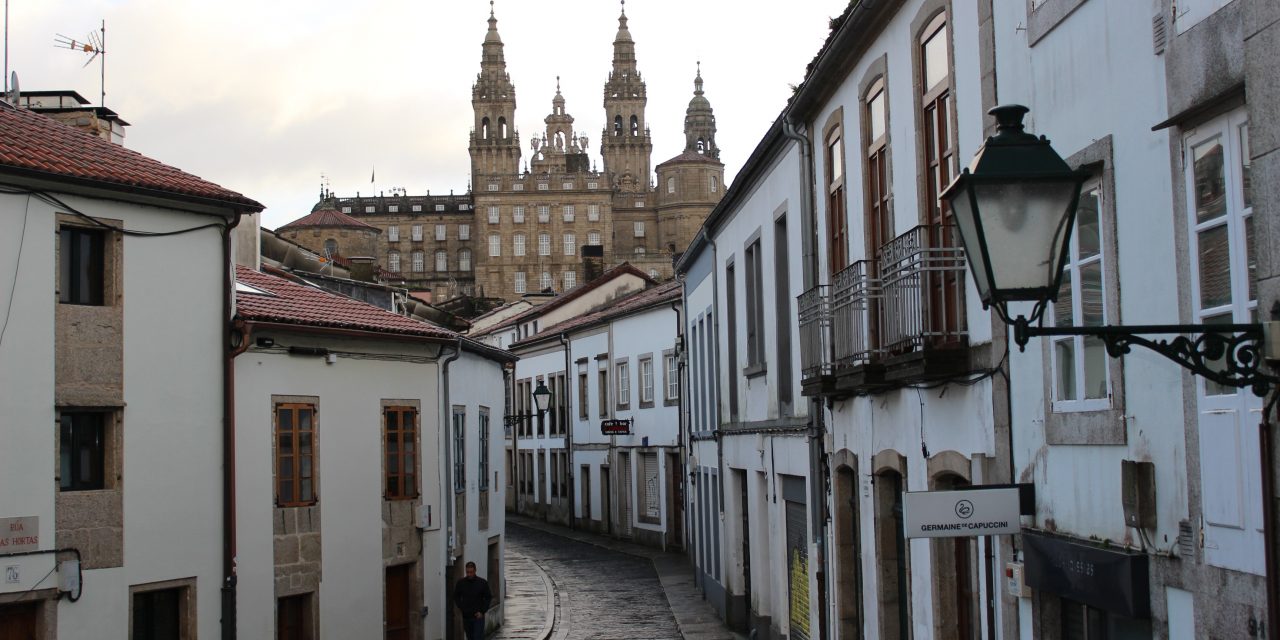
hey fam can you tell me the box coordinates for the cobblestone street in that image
[501,522,682,640]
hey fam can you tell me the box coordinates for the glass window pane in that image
[1080,262,1104,327]
[1083,336,1108,400]
[1076,190,1101,259]
[387,477,398,496]
[388,454,398,474]
[1240,123,1252,209]
[279,479,294,502]
[923,23,949,89]
[279,408,293,431]
[301,479,312,502]
[1246,216,1257,302]
[404,410,416,431]
[300,456,311,479]
[1203,313,1237,396]
[1056,339,1077,401]
[299,409,312,431]
[1197,224,1232,309]
[280,456,293,478]
[300,432,312,455]
[279,433,293,454]
[386,411,399,431]
[1192,137,1226,224]
[60,418,73,490]
[868,89,885,141]
[1054,271,1074,327]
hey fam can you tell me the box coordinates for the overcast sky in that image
[8,0,847,229]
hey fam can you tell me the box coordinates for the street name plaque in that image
[903,487,1022,538]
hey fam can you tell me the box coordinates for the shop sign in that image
[903,487,1022,538]
[1023,529,1151,619]
[601,419,632,435]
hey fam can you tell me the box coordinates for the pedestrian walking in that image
[454,561,493,640]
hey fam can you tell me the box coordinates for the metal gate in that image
[786,500,811,640]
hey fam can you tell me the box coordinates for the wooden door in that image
[0,603,38,640]
[385,564,412,640]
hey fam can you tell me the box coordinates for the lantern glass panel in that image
[968,180,1079,299]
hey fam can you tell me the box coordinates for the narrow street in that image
[495,519,742,640]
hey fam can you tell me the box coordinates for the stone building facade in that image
[281,5,722,304]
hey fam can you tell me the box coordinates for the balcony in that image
[831,260,888,392]
[877,224,969,381]
[798,285,833,396]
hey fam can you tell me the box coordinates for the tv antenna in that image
[54,20,106,107]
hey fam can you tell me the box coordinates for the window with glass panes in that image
[588,231,602,246]
[459,224,470,240]
[564,233,576,256]
[919,12,962,340]
[387,252,400,273]
[60,411,105,491]
[387,225,399,241]
[514,206,525,223]
[1188,114,1255,396]
[489,235,501,257]
[665,354,679,400]
[640,357,654,403]
[514,272,526,294]
[865,79,893,258]
[634,221,645,237]
[540,272,552,291]
[1050,184,1109,408]
[563,205,575,222]
[479,409,490,491]
[539,233,551,256]
[276,403,316,506]
[514,233,526,256]
[538,206,550,223]
[384,407,417,499]
[435,224,446,241]
[452,408,466,493]
[411,251,424,272]
[617,361,631,407]
[459,249,472,272]
[563,270,576,290]
[588,204,600,221]
[435,250,448,272]
[411,225,423,241]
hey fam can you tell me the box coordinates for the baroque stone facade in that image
[281,5,722,303]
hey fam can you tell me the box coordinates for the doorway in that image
[0,602,39,640]
[668,452,683,549]
[385,564,412,640]
[736,469,752,629]
[601,466,612,535]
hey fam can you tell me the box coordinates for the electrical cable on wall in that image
[0,191,29,349]
[0,186,230,237]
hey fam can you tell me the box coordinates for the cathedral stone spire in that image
[602,0,652,192]
[684,61,718,159]
[470,2,520,183]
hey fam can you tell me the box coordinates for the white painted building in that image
[504,278,685,549]
[232,265,512,640]
[786,2,1007,639]
[677,119,820,639]
[0,103,261,638]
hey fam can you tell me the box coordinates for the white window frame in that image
[412,204,422,212]
[387,225,399,242]
[411,251,424,272]
[538,233,551,256]
[563,270,576,290]
[1048,183,1111,413]
[540,272,552,291]
[487,182,500,192]
[640,357,654,404]
[411,225,423,241]
[489,234,501,257]
[514,233,527,257]
[459,224,470,240]
[387,252,400,272]
[488,206,500,224]
[435,224,447,241]
[588,231,602,246]
[634,221,645,238]
[341,206,352,214]
[562,181,575,190]
[665,354,679,400]
[616,361,631,408]
[459,249,472,272]
[514,272,527,294]
[365,205,376,213]
[538,206,550,223]
[564,233,576,256]
[514,206,526,223]
[588,204,600,221]
[563,205,575,222]
[587,181,599,190]
[389,205,399,213]
[435,250,448,272]
[513,182,525,191]
[538,182,549,191]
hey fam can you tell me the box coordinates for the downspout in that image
[782,116,830,640]
[560,333,576,531]
[671,294,686,553]
[221,211,244,640]
[441,338,463,560]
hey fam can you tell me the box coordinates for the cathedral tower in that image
[599,2,653,193]
[530,79,591,175]
[655,64,725,256]
[683,63,719,159]
[469,3,521,185]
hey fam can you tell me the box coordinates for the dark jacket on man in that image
[454,575,492,617]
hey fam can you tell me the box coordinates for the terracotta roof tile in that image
[278,207,381,231]
[657,150,723,167]
[0,104,262,210]
[235,265,457,339]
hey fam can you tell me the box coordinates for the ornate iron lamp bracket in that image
[1011,315,1278,397]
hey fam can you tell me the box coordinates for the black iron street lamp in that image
[941,104,1279,396]
[503,381,553,426]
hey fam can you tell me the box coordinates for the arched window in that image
[667,177,676,194]
[697,138,706,154]
[710,175,719,193]
[459,248,472,272]
[613,115,623,136]
[498,117,508,139]
[481,117,491,139]
[323,239,338,257]
[630,115,639,137]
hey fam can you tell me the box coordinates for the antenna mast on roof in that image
[54,20,106,107]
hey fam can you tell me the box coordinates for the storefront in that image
[1022,530,1152,639]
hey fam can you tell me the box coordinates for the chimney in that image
[347,256,377,282]
[582,244,605,282]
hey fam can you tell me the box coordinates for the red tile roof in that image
[277,206,381,231]
[0,104,262,210]
[235,265,457,339]
[511,280,683,348]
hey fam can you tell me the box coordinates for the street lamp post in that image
[504,382,553,507]
[941,104,1279,396]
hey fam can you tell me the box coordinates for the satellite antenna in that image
[6,71,18,105]
[54,20,106,107]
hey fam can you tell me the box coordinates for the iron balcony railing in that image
[878,224,968,355]
[831,260,880,371]
[797,284,832,382]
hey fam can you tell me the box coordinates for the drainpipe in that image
[560,333,576,530]
[782,116,830,640]
[672,294,686,552]
[441,338,463,559]
[221,211,244,640]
